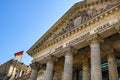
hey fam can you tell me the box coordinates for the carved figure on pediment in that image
[106,4,113,9]
[81,10,91,23]
[58,19,74,36]
[73,10,91,27]
[73,11,83,19]
[100,8,105,13]
[90,8,98,17]
[52,34,57,39]
[66,19,74,30]
[60,28,66,35]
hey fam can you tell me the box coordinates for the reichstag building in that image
[27,0,120,80]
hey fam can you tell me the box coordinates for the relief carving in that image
[60,19,74,35]
[73,10,91,24]
[81,10,92,23]
[54,4,114,39]
[33,4,115,51]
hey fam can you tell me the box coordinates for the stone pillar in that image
[108,53,118,80]
[63,47,75,80]
[82,59,90,80]
[16,69,23,78]
[44,55,56,80]
[12,67,16,79]
[88,34,103,80]
[19,70,22,77]
[30,62,40,80]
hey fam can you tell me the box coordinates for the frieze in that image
[66,32,90,47]
[94,23,110,33]
[55,45,63,52]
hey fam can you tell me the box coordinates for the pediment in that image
[46,3,114,42]
[27,0,117,56]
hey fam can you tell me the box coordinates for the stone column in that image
[30,62,40,80]
[12,67,16,79]
[19,70,22,77]
[44,55,56,80]
[108,53,118,80]
[88,34,103,80]
[82,59,90,80]
[63,47,75,80]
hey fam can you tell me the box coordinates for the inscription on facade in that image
[66,23,110,47]
[54,19,118,52]
[66,32,90,46]
[94,23,110,33]
[55,45,63,52]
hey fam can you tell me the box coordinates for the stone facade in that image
[0,59,31,80]
[27,0,120,80]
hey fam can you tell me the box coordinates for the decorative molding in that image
[62,46,77,56]
[107,51,116,59]
[44,55,58,63]
[86,34,104,43]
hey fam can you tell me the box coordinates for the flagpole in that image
[14,51,24,62]
[20,55,23,62]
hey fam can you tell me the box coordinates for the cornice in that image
[28,0,120,57]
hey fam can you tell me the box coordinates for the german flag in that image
[14,51,23,58]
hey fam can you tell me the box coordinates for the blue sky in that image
[0,0,82,65]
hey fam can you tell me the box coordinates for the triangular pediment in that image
[27,0,118,56]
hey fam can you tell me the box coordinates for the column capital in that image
[62,46,77,56]
[82,58,89,64]
[107,52,116,59]
[30,62,41,70]
[87,34,104,44]
[44,55,58,63]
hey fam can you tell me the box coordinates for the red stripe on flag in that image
[14,51,23,58]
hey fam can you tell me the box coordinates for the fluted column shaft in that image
[82,59,90,80]
[30,70,38,80]
[63,53,73,80]
[108,53,118,80]
[30,62,39,80]
[44,61,54,80]
[90,39,102,80]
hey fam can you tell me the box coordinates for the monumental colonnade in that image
[30,34,119,80]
